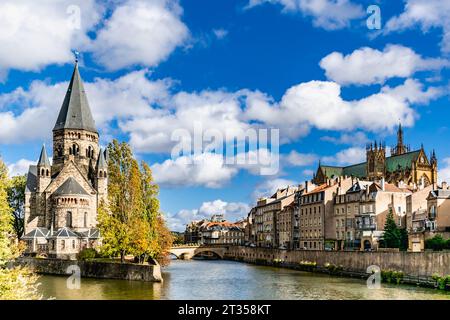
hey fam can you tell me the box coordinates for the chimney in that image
[305,181,309,193]
[442,181,448,190]
[381,177,385,191]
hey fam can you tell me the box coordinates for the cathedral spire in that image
[37,144,51,167]
[96,148,107,170]
[392,122,407,156]
[53,61,97,133]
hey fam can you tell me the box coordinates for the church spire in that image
[53,61,97,133]
[392,122,407,156]
[37,144,51,167]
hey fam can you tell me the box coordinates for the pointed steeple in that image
[38,144,51,167]
[97,148,107,170]
[53,61,97,133]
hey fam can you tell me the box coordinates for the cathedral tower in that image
[392,123,410,156]
[51,61,99,184]
[366,141,386,180]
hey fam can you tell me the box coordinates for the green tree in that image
[98,140,173,264]
[382,209,402,249]
[0,158,40,300]
[6,175,26,239]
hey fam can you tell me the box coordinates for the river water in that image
[37,259,450,300]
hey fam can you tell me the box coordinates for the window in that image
[72,240,76,249]
[84,212,88,228]
[61,240,65,250]
[66,211,72,227]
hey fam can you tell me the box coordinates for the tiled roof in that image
[54,177,88,196]
[25,165,37,193]
[303,183,330,195]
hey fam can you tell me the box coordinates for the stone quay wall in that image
[224,246,450,278]
[15,257,163,282]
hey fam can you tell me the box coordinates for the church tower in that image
[95,148,108,205]
[366,141,386,180]
[36,144,51,193]
[51,61,99,184]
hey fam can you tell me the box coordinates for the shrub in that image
[324,262,343,275]
[78,248,98,260]
[381,270,404,284]
[425,235,448,251]
[432,274,450,290]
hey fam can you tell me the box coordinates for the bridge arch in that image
[169,246,226,260]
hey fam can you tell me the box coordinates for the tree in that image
[98,140,173,264]
[0,158,40,299]
[7,175,26,239]
[382,209,406,249]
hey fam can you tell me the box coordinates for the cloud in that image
[7,159,35,177]
[165,199,250,231]
[0,0,189,78]
[385,0,450,53]
[321,147,366,166]
[252,178,297,200]
[320,45,449,85]
[92,0,189,70]
[439,158,450,184]
[246,0,364,30]
[213,28,228,40]
[245,79,442,134]
[284,151,318,166]
[321,132,368,145]
[151,153,238,188]
[0,0,102,80]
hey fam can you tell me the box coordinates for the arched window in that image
[66,211,72,228]
[46,169,49,177]
[61,240,65,250]
[41,169,45,176]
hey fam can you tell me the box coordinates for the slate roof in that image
[428,189,450,199]
[78,229,100,239]
[96,148,107,169]
[37,144,51,167]
[54,177,88,196]
[53,62,97,133]
[22,228,50,239]
[25,165,37,193]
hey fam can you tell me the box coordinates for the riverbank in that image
[224,246,450,290]
[15,257,163,282]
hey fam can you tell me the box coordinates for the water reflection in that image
[37,260,450,300]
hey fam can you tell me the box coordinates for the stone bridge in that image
[169,245,227,260]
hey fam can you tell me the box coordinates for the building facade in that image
[22,62,107,259]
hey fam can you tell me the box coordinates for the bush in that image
[381,270,404,284]
[324,262,343,275]
[77,248,98,260]
[298,261,317,272]
[431,274,450,290]
[425,235,448,251]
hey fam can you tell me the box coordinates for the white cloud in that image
[386,0,450,53]
[285,151,317,166]
[322,147,365,166]
[213,28,228,40]
[320,45,449,85]
[92,0,189,70]
[439,158,450,184]
[151,153,238,188]
[7,159,34,177]
[165,199,250,231]
[252,178,297,201]
[246,0,364,30]
[0,0,102,80]
[0,0,189,78]
[321,132,368,145]
[245,79,442,133]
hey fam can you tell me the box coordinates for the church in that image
[22,62,107,259]
[314,124,438,187]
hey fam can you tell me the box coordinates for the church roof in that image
[25,165,37,192]
[54,177,89,196]
[37,144,51,167]
[319,150,422,179]
[53,62,97,133]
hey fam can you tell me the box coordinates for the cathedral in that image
[22,62,108,259]
[314,124,438,187]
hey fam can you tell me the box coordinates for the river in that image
[36,259,450,300]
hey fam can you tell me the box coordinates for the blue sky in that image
[1,0,450,231]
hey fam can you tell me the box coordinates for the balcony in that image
[355,214,377,231]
